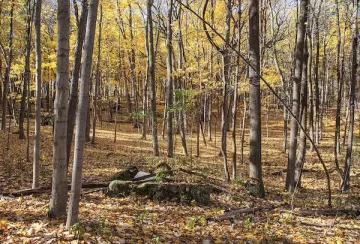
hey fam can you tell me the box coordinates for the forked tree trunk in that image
[49,0,70,219]
[66,0,99,227]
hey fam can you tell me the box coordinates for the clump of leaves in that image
[186,217,197,230]
[72,222,84,240]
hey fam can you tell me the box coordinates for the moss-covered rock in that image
[111,166,139,181]
[154,162,172,179]
[105,180,132,197]
[136,183,211,205]
[245,179,265,198]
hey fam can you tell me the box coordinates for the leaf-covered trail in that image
[0,110,360,243]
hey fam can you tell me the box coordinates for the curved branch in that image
[176,0,332,208]
[202,0,221,52]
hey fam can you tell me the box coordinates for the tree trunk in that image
[66,0,88,167]
[33,0,42,189]
[147,0,159,156]
[66,0,99,227]
[1,1,14,131]
[127,3,139,128]
[166,0,174,157]
[248,0,264,197]
[49,0,70,219]
[286,0,307,193]
[19,0,32,140]
[341,0,358,191]
[334,0,343,176]
[220,0,231,182]
[91,4,102,144]
[294,39,309,187]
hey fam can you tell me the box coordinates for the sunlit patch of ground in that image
[0,106,359,243]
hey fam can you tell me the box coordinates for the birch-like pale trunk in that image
[66,0,99,227]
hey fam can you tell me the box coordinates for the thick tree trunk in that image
[248,0,264,197]
[49,0,70,219]
[33,0,42,189]
[66,0,99,227]
[286,0,307,193]
[66,0,88,167]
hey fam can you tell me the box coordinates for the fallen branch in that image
[208,204,284,221]
[290,209,360,217]
[1,182,111,197]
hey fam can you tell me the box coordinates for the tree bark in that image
[33,0,42,189]
[341,0,357,191]
[294,39,309,187]
[334,0,343,177]
[66,0,99,227]
[166,0,174,157]
[286,0,307,193]
[248,0,264,197]
[91,4,102,144]
[49,0,70,219]
[1,1,14,131]
[19,0,32,140]
[147,0,159,156]
[66,0,88,167]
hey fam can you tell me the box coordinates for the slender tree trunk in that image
[313,14,321,145]
[220,0,231,182]
[33,0,42,189]
[91,4,102,144]
[128,4,139,128]
[49,0,70,219]
[19,0,32,140]
[148,0,159,156]
[142,20,149,140]
[240,91,246,164]
[176,9,188,155]
[232,0,242,180]
[341,0,358,191]
[66,0,99,227]
[66,0,88,167]
[294,39,309,187]
[286,0,307,193]
[1,0,14,132]
[166,0,174,157]
[334,0,343,176]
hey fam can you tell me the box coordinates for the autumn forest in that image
[0,0,359,242]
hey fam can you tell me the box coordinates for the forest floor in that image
[0,106,360,243]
